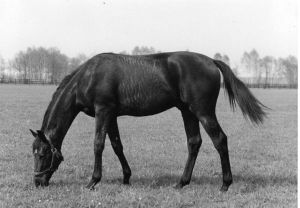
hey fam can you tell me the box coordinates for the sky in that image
[0,0,297,65]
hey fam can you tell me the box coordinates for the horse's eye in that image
[34,151,45,158]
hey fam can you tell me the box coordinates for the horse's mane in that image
[41,69,78,131]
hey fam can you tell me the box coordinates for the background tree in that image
[278,56,298,85]
[249,49,261,83]
[11,51,30,80]
[213,53,222,61]
[0,55,5,79]
[214,53,230,66]
[68,53,88,73]
[47,47,69,83]
[241,51,251,73]
[222,55,230,66]
[260,56,274,86]
[214,52,237,75]
[9,47,88,83]
[231,65,239,76]
[119,50,129,55]
[241,49,262,83]
[6,46,297,87]
[27,47,47,80]
[132,46,156,55]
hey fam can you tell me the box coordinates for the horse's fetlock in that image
[92,175,101,183]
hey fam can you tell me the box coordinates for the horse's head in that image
[30,129,64,187]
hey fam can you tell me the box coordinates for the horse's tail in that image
[213,59,267,124]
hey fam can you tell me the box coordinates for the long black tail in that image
[213,60,267,124]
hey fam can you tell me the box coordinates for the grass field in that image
[0,85,297,207]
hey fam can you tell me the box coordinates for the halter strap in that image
[34,147,63,177]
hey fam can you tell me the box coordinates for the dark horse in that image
[30,51,266,191]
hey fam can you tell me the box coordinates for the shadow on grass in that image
[104,173,297,190]
[50,179,87,187]
[48,173,296,192]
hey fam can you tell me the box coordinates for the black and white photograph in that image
[0,0,297,207]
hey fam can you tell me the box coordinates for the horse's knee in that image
[111,141,123,154]
[188,136,202,156]
[94,139,105,155]
[199,116,228,152]
[199,116,219,134]
[213,133,228,153]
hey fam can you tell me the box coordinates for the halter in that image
[34,147,63,177]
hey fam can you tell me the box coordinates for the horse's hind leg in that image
[108,117,132,184]
[198,114,233,192]
[175,109,202,188]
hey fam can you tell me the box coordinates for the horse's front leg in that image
[86,106,111,190]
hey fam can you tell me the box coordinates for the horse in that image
[30,51,266,192]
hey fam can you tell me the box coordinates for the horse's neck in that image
[41,90,78,149]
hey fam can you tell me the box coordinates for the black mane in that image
[41,69,78,131]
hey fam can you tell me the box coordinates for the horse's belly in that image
[116,70,178,116]
[117,89,176,116]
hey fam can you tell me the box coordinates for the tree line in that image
[239,49,297,86]
[0,46,297,86]
[0,47,87,83]
[214,49,297,86]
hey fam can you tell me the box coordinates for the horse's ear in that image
[29,129,38,137]
[37,130,49,144]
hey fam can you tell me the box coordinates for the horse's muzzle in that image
[34,175,49,187]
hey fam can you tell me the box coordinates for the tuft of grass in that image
[0,85,297,207]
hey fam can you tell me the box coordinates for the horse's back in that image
[114,53,180,115]
[77,52,221,116]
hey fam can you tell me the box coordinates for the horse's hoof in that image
[86,181,96,190]
[86,185,95,190]
[123,177,130,185]
[220,185,229,192]
[174,183,183,189]
[123,181,130,185]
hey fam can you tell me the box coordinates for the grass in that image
[0,85,297,208]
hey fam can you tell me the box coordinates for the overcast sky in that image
[0,0,297,65]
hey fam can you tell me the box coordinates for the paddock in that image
[0,85,297,207]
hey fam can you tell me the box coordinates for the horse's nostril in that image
[34,178,41,187]
[34,176,48,187]
[44,181,49,186]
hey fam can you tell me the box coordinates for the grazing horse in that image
[30,51,266,191]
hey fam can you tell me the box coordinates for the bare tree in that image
[47,47,69,83]
[241,51,251,73]
[214,53,222,60]
[241,49,262,84]
[249,49,261,83]
[231,65,239,76]
[132,46,157,55]
[10,47,88,83]
[278,56,298,85]
[222,55,230,66]
[214,53,230,66]
[119,50,129,55]
[34,47,49,80]
[260,56,274,86]
[68,53,88,73]
[11,51,30,80]
[0,55,5,79]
